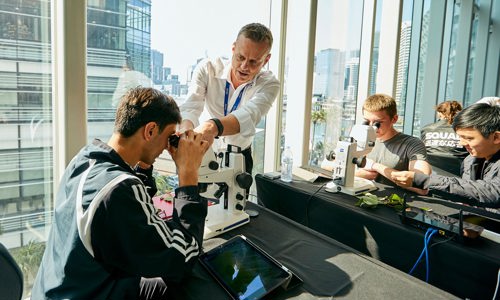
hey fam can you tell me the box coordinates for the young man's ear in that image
[144,122,156,140]
[493,131,500,144]
[391,114,399,125]
[264,53,271,65]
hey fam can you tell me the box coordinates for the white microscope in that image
[325,124,379,195]
[198,145,253,239]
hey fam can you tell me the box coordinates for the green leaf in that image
[355,192,405,211]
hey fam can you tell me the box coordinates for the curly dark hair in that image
[435,100,462,125]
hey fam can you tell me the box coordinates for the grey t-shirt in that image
[367,132,428,185]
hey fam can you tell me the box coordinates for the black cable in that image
[304,182,328,227]
[428,234,456,249]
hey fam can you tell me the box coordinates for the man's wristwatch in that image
[209,118,224,137]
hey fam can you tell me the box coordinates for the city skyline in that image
[150,0,271,83]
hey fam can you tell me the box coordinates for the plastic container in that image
[280,146,293,182]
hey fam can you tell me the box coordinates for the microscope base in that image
[203,204,250,240]
[325,177,378,195]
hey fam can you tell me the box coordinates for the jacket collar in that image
[89,139,135,172]
[470,149,500,180]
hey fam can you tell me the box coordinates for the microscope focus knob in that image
[326,151,335,161]
[235,202,244,211]
[236,173,253,189]
[208,161,219,170]
[353,156,366,168]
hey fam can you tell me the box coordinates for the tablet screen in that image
[199,235,292,300]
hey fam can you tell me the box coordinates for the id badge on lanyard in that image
[223,81,246,116]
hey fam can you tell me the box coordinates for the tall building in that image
[369,32,380,95]
[0,1,54,223]
[126,0,151,76]
[344,57,360,101]
[0,0,152,245]
[151,49,164,84]
[341,56,359,137]
[413,9,431,136]
[87,0,152,142]
[395,21,412,131]
[163,67,171,81]
[396,21,411,106]
[87,0,128,134]
[313,48,345,100]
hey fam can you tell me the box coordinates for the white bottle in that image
[281,146,293,182]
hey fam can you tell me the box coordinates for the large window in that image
[401,0,497,137]
[86,0,128,143]
[85,0,274,178]
[310,0,363,167]
[1,1,498,298]
[0,0,52,296]
[149,0,273,177]
[394,0,414,131]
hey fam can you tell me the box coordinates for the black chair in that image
[0,242,24,300]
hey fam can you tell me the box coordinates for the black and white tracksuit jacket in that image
[32,139,207,299]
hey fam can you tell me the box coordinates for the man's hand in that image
[363,158,375,171]
[355,158,378,180]
[168,130,210,187]
[194,120,219,146]
[391,171,415,188]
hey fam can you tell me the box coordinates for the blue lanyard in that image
[224,81,246,116]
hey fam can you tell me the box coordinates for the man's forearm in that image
[218,114,240,136]
[413,172,431,189]
[373,162,428,194]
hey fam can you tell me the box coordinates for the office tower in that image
[151,49,164,85]
[0,0,152,245]
[369,32,380,95]
[0,1,54,231]
[344,57,360,101]
[313,48,345,100]
[395,21,412,131]
[125,0,151,75]
[414,9,431,136]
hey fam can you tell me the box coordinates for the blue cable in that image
[409,228,438,283]
[409,228,432,275]
[425,229,438,282]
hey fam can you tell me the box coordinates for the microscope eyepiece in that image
[168,134,180,148]
[361,120,380,129]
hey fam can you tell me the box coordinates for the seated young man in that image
[355,94,431,193]
[32,87,210,299]
[392,103,500,211]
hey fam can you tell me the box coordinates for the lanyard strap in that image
[224,81,246,116]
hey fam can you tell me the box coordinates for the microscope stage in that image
[325,177,378,195]
[204,204,250,240]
